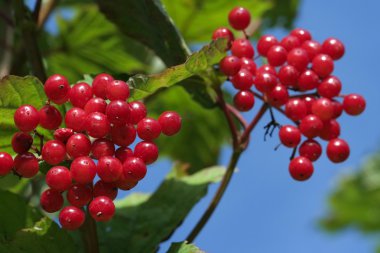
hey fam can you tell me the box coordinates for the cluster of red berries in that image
[0,73,181,230]
[213,7,366,181]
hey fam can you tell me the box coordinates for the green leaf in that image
[39,160,72,175]
[167,241,205,253]
[97,166,226,253]
[96,0,190,67]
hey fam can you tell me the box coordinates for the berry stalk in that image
[80,208,100,253]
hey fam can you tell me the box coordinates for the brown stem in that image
[0,2,14,78]
[80,209,100,253]
[32,0,42,22]
[240,103,269,146]
[34,130,44,152]
[226,103,248,129]
[37,0,59,29]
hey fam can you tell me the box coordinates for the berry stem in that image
[240,103,269,146]
[80,208,100,253]
[226,103,248,129]
[34,130,44,153]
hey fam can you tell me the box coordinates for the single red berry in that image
[110,124,136,147]
[289,156,314,181]
[212,27,234,48]
[240,57,257,75]
[256,64,277,76]
[278,65,299,88]
[220,56,241,76]
[105,100,130,126]
[122,157,147,181]
[301,40,322,60]
[39,105,62,130]
[257,35,278,56]
[106,80,130,101]
[318,76,342,98]
[322,38,345,60]
[66,133,91,159]
[40,189,64,213]
[12,132,33,154]
[254,72,277,92]
[70,156,96,184]
[298,69,319,91]
[65,107,87,132]
[54,128,74,144]
[343,94,366,116]
[280,35,301,51]
[326,138,350,163]
[285,98,308,121]
[59,206,85,230]
[91,138,115,160]
[0,152,13,176]
[14,152,39,178]
[287,48,309,71]
[115,147,134,163]
[42,140,66,165]
[96,156,123,183]
[267,45,287,66]
[233,90,255,112]
[14,105,40,132]
[44,74,71,104]
[265,84,289,107]
[303,96,316,115]
[158,111,182,136]
[332,100,344,119]
[129,101,147,125]
[311,98,334,121]
[69,82,93,108]
[66,184,92,207]
[279,125,301,148]
[94,181,118,200]
[89,196,115,222]
[137,118,161,141]
[312,54,334,78]
[299,139,322,162]
[320,119,340,141]
[46,166,72,191]
[84,97,107,114]
[299,114,323,138]
[290,28,312,43]
[134,141,159,165]
[84,112,110,138]
[228,7,251,30]
[231,39,254,58]
[114,174,138,191]
[231,69,254,90]
[92,73,113,99]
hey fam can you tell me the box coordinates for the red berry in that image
[96,156,123,183]
[290,28,312,43]
[320,119,340,141]
[228,7,251,30]
[279,125,301,148]
[69,82,93,108]
[322,37,345,60]
[84,97,107,114]
[220,56,241,76]
[326,138,350,163]
[65,107,87,132]
[289,156,314,181]
[106,80,130,101]
[39,105,62,130]
[158,111,182,136]
[285,98,308,121]
[233,90,255,112]
[54,128,74,144]
[299,139,322,162]
[129,101,147,125]
[278,65,299,88]
[257,35,278,56]
[287,48,309,71]
[92,73,113,99]
[42,140,66,165]
[212,27,234,48]
[134,141,159,165]
[89,196,115,222]
[0,152,13,176]
[137,118,161,141]
[280,35,301,51]
[70,156,96,184]
[44,74,71,104]
[343,94,366,116]
[303,96,316,115]
[12,132,33,154]
[114,175,138,191]
[240,57,257,75]
[267,45,287,66]
[299,114,323,138]
[115,147,134,163]
[110,124,136,147]
[231,69,253,90]
[14,152,39,178]
[46,166,71,191]
[122,157,147,181]
[254,72,277,92]
[265,84,289,107]
[105,100,130,126]
[14,105,40,132]
[301,40,321,60]
[332,100,344,119]
[66,184,92,207]
[85,112,110,138]
[231,39,254,58]
[318,76,342,98]
[312,54,334,78]
[91,138,115,160]
[66,133,91,159]
[40,189,64,213]
[93,180,118,200]
[59,206,85,230]
[298,69,319,91]
[311,98,334,121]
[256,64,277,76]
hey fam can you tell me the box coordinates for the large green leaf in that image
[167,242,204,253]
[97,166,226,253]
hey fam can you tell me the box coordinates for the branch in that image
[80,209,100,253]
[240,103,269,146]
[37,0,59,29]
[226,103,248,129]
[32,0,42,22]
[0,13,14,78]
[0,9,14,26]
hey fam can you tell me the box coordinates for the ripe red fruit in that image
[106,80,130,101]
[158,111,182,136]
[42,140,66,165]
[303,96,316,115]
[66,184,92,207]
[93,180,118,200]
[299,114,323,138]
[320,119,340,141]
[285,98,308,121]
[122,157,147,181]
[65,107,86,132]
[231,69,253,90]
[46,166,72,191]
[110,124,136,147]
[129,101,147,125]
[280,35,301,51]
[254,72,277,92]
[105,100,130,126]
[134,141,159,165]
[331,100,343,119]
[266,45,287,66]
[96,156,123,183]
[233,90,255,112]
[0,152,13,176]
[14,152,39,178]
[137,118,161,141]
[212,27,234,48]
[114,175,138,191]
[343,94,366,116]
[14,105,40,132]
[59,206,85,230]
[240,57,257,75]
[301,40,322,60]
[322,38,345,60]
[85,112,110,138]
[298,69,319,91]
[44,74,71,104]
[256,64,277,76]
[299,139,322,162]
[265,84,289,107]
[39,105,62,130]
[326,138,350,163]
[70,156,96,184]
[220,56,241,76]
[290,28,312,43]
[312,54,334,78]
[54,128,74,144]
[278,65,299,88]
[115,147,134,163]
[257,35,278,56]
[69,82,93,108]
[66,133,91,159]
[91,138,115,160]
[311,98,334,121]
[279,125,301,148]
[228,7,251,30]
[289,156,314,181]
[11,132,33,154]
[89,196,115,222]
[40,189,64,213]
[84,97,107,114]
[318,76,342,98]
[287,48,309,71]
[231,39,254,58]
[92,73,113,99]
